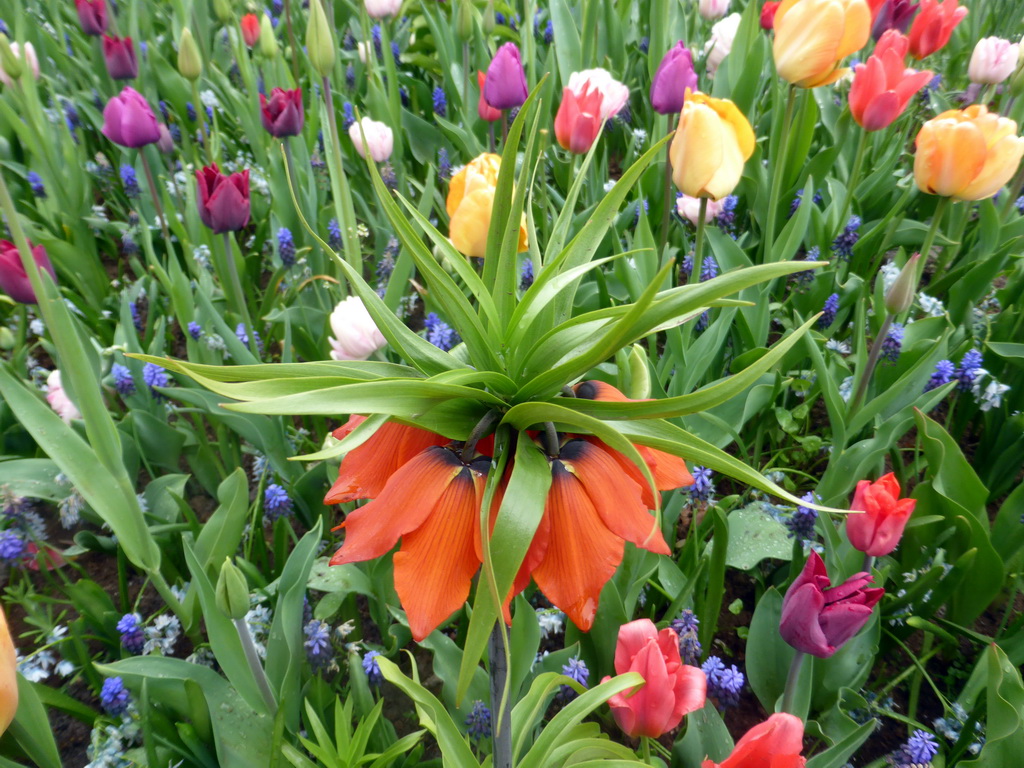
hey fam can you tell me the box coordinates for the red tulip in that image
[602,619,706,738]
[0,239,55,304]
[701,713,807,768]
[75,0,108,36]
[241,14,261,47]
[760,1,781,29]
[846,472,916,556]
[907,0,967,59]
[554,85,604,155]
[101,87,161,148]
[102,35,138,80]
[260,87,304,137]
[195,164,251,234]
[476,71,502,122]
[849,30,932,131]
[780,551,883,658]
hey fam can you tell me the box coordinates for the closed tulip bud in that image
[482,1,496,33]
[780,550,883,658]
[306,0,335,78]
[75,0,109,36]
[216,558,250,619]
[102,35,138,80]
[698,0,731,20]
[0,36,23,84]
[456,0,475,41]
[846,472,917,556]
[177,27,202,81]
[0,326,13,350]
[348,116,394,162]
[701,714,806,768]
[365,0,402,19]
[484,43,529,110]
[968,37,1020,85]
[0,605,17,736]
[602,619,706,738]
[328,296,387,360]
[773,0,871,88]
[447,153,528,258]
[883,253,919,315]
[760,1,781,29]
[240,14,261,47]
[627,345,651,400]
[213,0,233,23]
[195,164,251,233]
[849,30,932,131]
[907,0,967,60]
[101,87,162,148]
[670,91,755,201]
[477,71,502,122]
[913,106,1024,200]
[261,87,304,137]
[259,15,279,58]
[704,13,742,77]
[650,42,698,115]
[0,239,55,304]
[867,0,917,40]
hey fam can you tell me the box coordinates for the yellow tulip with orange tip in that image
[446,153,528,258]
[670,91,755,201]
[773,0,872,88]
[0,605,17,735]
[913,105,1024,201]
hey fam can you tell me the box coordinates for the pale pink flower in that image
[46,370,82,423]
[677,194,726,225]
[348,117,394,163]
[328,297,387,361]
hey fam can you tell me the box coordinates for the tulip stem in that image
[915,197,949,284]
[640,736,652,766]
[222,232,260,358]
[837,127,868,242]
[862,553,875,574]
[139,151,171,247]
[763,85,797,262]
[488,624,513,768]
[849,312,894,416]
[233,616,278,714]
[781,650,805,715]
[692,197,708,289]
[283,0,300,84]
[659,113,679,257]
[191,80,211,164]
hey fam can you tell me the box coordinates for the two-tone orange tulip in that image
[849,30,932,131]
[773,0,871,87]
[913,106,1024,200]
[669,91,755,201]
[446,153,528,258]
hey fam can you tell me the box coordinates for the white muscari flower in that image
[536,608,565,639]
[170,582,190,602]
[603,179,616,192]
[632,128,648,146]
[839,375,853,402]
[825,338,851,355]
[143,614,181,656]
[879,261,900,294]
[29,318,45,336]
[199,89,219,109]
[918,293,945,317]
[977,377,1010,412]
[56,660,75,677]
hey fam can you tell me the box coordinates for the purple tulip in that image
[779,551,884,658]
[871,0,919,40]
[75,0,108,36]
[101,87,162,148]
[260,87,304,137]
[650,42,698,114]
[102,35,138,80]
[196,164,251,234]
[0,239,55,304]
[484,43,528,110]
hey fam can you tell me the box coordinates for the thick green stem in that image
[781,650,805,715]
[489,625,512,768]
[763,85,797,262]
[641,736,652,766]
[692,197,709,288]
[233,616,279,713]
[659,113,679,256]
[849,312,894,416]
[914,197,949,285]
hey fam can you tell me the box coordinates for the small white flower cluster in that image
[825,338,851,356]
[16,626,74,682]
[245,597,274,659]
[536,608,565,640]
[971,371,1011,412]
[143,614,181,656]
[879,261,900,295]
[917,293,945,317]
[838,375,854,403]
[84,712,141,768]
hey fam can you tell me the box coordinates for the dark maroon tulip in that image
[75,0,108,36]
[196,164,251,234]
[484,43,528,110]
[102,35,138,80]
[101,87,161,148]
[650,42,698,115]
[260,88,304,137]
[871,0,919,40]
[0,239,56,304]
[780,551,883,658]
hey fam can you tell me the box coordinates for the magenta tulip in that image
[651,42,698,115]
[101,87,161,148]
[260,88,304,137]
[0,240,55,305]
[75,0,108,36]
[780,551,883,658]
[484,43,528,110]
[196,164,251,234]
[102,35,138,80]
[601,619,706,738]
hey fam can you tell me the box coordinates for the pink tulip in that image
[968,37,1020,85]
[75,0,108,36]
[328,297,387,361]
[46,371,82,423]
[0,42,39,88]
[348,117,394,163]
[101,87,161,148]
[849,30,932,131]
[601,619,706,738]
[677,194,726,225]
[0,239,55,304]
[846,472,916,556]
[565,68,629,120]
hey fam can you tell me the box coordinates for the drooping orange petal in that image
[330,446,463,564]
[532,462,625,631]
[325,420,448,504]
[394,467,485,641]
[639,445,695,490]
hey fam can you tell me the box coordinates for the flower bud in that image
[456,0,475,41]
[213,0,233,23]
[0,326,14,350]
[0,35,24,83]
[216,557,250,619]
[883,253,919,315]
[178,27,202,81]
[482,0,496,33]
[259,15,279,58]
[627,345,651,400]
[306,0,335,79]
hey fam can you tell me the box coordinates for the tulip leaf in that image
[960,644,1024,768]
[134,357,419,383]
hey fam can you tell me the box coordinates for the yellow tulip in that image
[0,605,17,736]
[773,0,871,88]
[670,91,755,201]
[446,153,528,258]
[913,105,1024,200]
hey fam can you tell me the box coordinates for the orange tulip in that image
[0,605,17,736]
[446,153,528,258]
[773,0,871,87]
[849,30,932,131]
[913,105,1024,200]
[702,713,807,767]
[670,91,755,201]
